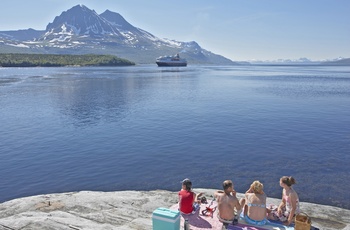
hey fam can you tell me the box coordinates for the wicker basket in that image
[295,212,311,230]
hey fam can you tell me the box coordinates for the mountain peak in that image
[44,5,118,38]
[68,4,94,14]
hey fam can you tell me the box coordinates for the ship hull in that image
[156,61,187,67]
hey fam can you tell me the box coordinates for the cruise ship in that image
[156,54,187,67]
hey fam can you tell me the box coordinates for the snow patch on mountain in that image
[159,38,182,47]
[50,35,71,43]
[64,24,80,35]
[120,31,138,44]
[7,43,30,48]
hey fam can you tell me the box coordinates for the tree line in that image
[0,53,135,67]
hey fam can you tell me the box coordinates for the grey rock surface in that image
[0,189,349,230]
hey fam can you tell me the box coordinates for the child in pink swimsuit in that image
[268,176,300,226]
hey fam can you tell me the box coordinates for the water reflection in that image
[0,78,21,85]
[53,77,132,126]
[49,67,200,127]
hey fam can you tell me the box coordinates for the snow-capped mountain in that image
[0,4,235,64]
[43,5,121,39]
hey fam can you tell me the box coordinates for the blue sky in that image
[1,0,349,61]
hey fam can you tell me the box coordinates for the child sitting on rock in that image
[178,178,202,214]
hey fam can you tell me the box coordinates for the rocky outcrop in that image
[0,189,349,230]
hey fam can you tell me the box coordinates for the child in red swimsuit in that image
[178,178,202,214]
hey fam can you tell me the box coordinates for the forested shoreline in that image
[0,53,135,67]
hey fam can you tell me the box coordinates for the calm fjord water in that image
[0,65,349,209]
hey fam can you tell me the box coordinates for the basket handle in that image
[298,212,309,217]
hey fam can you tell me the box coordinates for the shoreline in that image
[0,189,349,230]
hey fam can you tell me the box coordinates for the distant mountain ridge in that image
[0,4,236,65]
[248,57,350,65]
[321,58,350,66]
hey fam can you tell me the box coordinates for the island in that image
[0,53,135,67]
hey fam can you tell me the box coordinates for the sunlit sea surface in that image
[1,65,349,209]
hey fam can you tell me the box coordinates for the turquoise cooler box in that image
[152,208,180,230]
